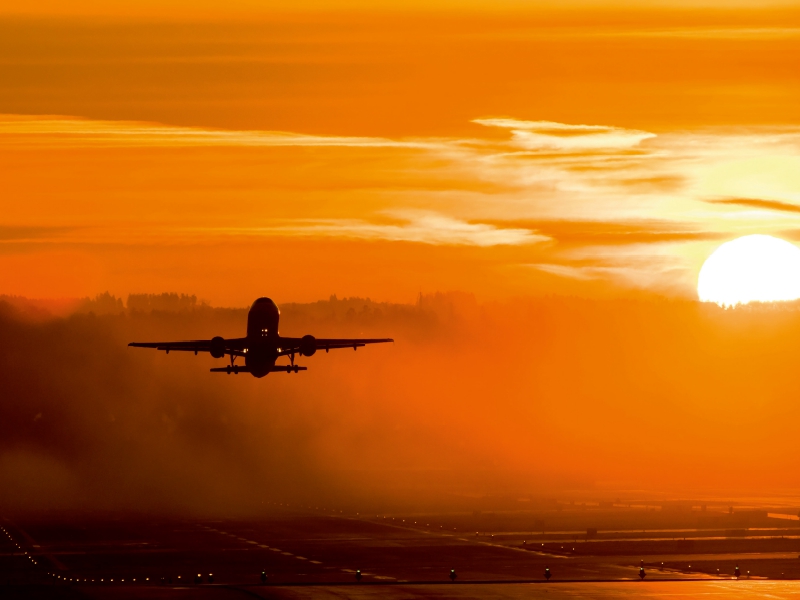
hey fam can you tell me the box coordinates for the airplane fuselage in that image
[245,297,282,378]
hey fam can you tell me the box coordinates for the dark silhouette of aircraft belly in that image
[129,297,393,378]
[244,342,279,378]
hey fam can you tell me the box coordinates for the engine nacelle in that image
[210,336,226,359]
[299,334,317,357]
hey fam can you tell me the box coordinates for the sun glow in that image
[698,235,800,307]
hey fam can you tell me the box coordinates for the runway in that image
[5,504,800,598]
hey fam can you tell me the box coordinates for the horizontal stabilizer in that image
[210,366,250,374]
[210,365,307,374]
[268,365,307,373]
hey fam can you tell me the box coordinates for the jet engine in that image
[210,336,226,358]
[299,334,317,357]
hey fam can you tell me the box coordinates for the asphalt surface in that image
[5,506,800,599]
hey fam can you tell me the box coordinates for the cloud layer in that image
[2,113,800,302]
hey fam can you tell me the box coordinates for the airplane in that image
[128,297,393,377]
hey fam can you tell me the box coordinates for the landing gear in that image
[282,352,302,372]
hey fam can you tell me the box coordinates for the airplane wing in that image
[279,336,393,355]
[128,338,248,356]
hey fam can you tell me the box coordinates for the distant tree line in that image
[72,292,202,315]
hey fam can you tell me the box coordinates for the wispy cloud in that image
[530,244,694,292]
[483,219,724,245]
[200,211,548,247]
[472,118,656,151]
[706,198,800,215]
[0,212,546,248]
[5,113,800,297]
[0,115,438,149]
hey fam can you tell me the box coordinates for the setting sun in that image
[698,234,800,307]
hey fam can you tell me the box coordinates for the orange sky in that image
[2,3,800,305]
[5,1,800,511]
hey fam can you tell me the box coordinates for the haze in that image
[3,293,800,516]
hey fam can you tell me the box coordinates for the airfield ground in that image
[4,501,800,598]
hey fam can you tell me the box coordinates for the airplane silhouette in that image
[129,297,393,377]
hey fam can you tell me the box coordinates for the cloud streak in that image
[706,197,800,215]
[4,113,800,299]
[201,212,549,247]
[473,118,657,151]
[0,115,438,149]
[0,214,546,248]
[482,219,724,245]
